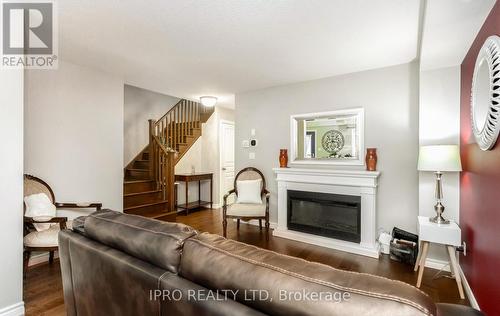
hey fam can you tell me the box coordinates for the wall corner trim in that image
[459,265,480,310]
[0,302,25,316]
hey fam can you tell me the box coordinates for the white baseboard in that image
[424,257,451,272]
[0,302,24,316]
[459,265,480,310]
[28,251,58,267]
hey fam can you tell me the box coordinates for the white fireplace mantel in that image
[273,167,381,258]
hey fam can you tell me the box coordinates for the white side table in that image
[414,216,464,299]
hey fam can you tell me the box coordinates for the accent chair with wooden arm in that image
[222,167,270,238]
[23,174,102,275]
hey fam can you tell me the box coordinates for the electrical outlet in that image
[249,152,256,160]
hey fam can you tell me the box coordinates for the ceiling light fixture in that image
[200,96,217,107]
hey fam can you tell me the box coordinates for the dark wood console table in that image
[175,172,213,215]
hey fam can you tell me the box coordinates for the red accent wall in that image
[460,2,500,315]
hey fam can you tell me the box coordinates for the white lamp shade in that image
[200,96,217,107]
[417,145,462,172]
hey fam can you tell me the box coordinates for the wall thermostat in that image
[250,139,258,147]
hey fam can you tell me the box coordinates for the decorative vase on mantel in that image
[279,149,288,168]
[365,148,377,171]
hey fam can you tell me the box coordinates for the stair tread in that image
[124,200,168,211]
[127,168,149,171]
[123,189,161,197]
[124,179,154,184]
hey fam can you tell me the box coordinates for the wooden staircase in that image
[123,99,214,221]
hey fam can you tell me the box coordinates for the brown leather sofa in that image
[59,210,482,316]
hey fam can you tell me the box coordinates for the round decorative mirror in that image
[471,35,500,151]
[321,130,345,153]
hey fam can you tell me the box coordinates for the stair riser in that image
[125,202,168,217]
[142,152,150,160]
[124,191,162,208]
[133,160,150,169]
[124,181,156,194]
[126,170,150,180]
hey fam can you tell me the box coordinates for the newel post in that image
[167,151,176,212]
[148,119,156,179]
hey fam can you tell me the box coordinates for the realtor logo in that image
[1,0,58,68]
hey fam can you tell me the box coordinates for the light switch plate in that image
[249,152,256,160]
[251,129,256,136]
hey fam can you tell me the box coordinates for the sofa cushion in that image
[84,209,197,273]
[180,232,436,316]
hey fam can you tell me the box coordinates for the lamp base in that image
[429,200,450,224]
[429,215,450,225]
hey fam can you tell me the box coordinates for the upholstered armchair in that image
[23,174,102,274]
[222,167,270,238]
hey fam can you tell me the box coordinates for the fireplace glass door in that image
[287,190,361,243]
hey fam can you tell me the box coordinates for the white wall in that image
[24,61,124,211]
[0,69,24,314]
[419,66,461,262]
[175,107,235,207]
[175,138,204,204]
[235,63,420,233]
[124,85,180,165]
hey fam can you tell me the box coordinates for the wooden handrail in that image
[156,98,184,125]
[148,98,214,213]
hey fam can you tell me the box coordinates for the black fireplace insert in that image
[287,190,361,243]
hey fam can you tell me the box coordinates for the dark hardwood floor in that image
[24,208,469,315]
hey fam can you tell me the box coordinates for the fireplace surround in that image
[273,168,380,258]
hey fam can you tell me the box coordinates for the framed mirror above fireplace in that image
[290,108,365,166]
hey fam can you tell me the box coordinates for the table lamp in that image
[417,145,462,224]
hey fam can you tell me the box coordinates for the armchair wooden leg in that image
[49,251,55,264]
[223,218,227,238]
[265,219,270,240]
[259,219,262,230]
[237,219,240,229]
[23,250,31,278]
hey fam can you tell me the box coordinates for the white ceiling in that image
[58,0,495,107]
[420,0,496,71]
